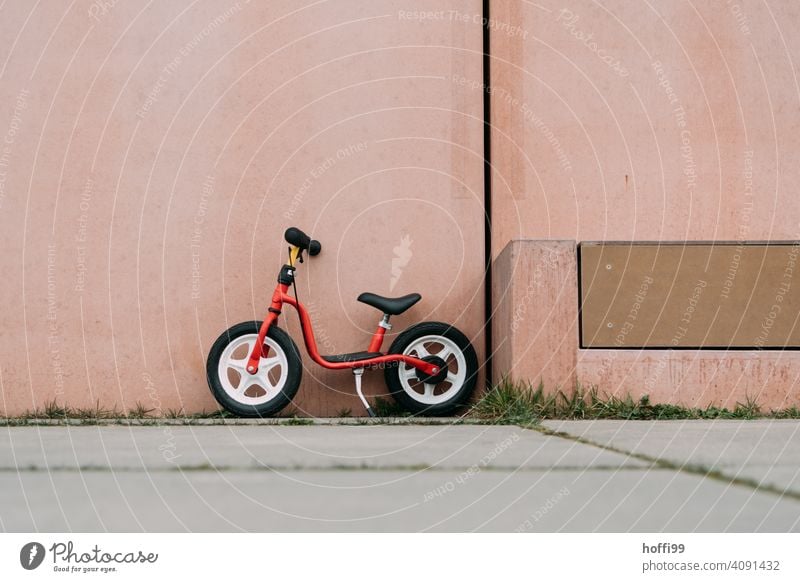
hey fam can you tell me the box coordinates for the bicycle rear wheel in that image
[383,321,478,416]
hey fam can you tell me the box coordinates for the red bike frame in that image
[245,249,440,378]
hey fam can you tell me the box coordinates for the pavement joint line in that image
[0,464,661,473]
[530,424,800,503]
[6,421,798,500]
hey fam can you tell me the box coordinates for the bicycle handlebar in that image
[284,227,321,256]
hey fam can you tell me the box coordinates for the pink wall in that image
[489,1,800,409]
[491,0,800,248]
[0,1,485,416]
[7,1,797,415]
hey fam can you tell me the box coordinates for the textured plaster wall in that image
[0,1,485,416]
[491,0,800,246]
[490,1,800,407]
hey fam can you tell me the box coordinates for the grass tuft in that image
[770,406,800,419]
[469,377,797,423]
[126,402,155,419]
[281,416,314,426]
[372,397,410,417]
[4,384,800,424]
[469,377,545,425]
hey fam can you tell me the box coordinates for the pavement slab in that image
[542,419,800,495]
[1,423,799,532]
[2,468,797,532]
[0,425,647,471]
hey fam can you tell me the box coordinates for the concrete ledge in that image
[492,239,579,389]
[493,239,800,409]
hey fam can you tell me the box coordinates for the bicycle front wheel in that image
[206,321,302,417]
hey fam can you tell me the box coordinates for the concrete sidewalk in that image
[1,421,799,532]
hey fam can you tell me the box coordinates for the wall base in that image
[493,240,800,410]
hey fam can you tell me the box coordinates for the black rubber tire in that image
[384,321,478,416]
[206,321,302,417]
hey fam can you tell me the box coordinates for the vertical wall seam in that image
[482,0,493,386]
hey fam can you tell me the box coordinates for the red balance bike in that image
[206,227,479,417]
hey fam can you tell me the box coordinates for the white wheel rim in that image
[399,335,467,405]
[217,333,288,406]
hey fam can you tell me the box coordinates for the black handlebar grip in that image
[285,227,322,256]
[284,227,311,249]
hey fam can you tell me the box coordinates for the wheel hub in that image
[415,355,448,384]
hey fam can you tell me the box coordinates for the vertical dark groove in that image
[482,0,493,387]
[577,244,584,348]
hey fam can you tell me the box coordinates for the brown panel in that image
[580,242,800,348]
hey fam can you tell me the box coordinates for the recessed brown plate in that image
[579,242,800,349]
